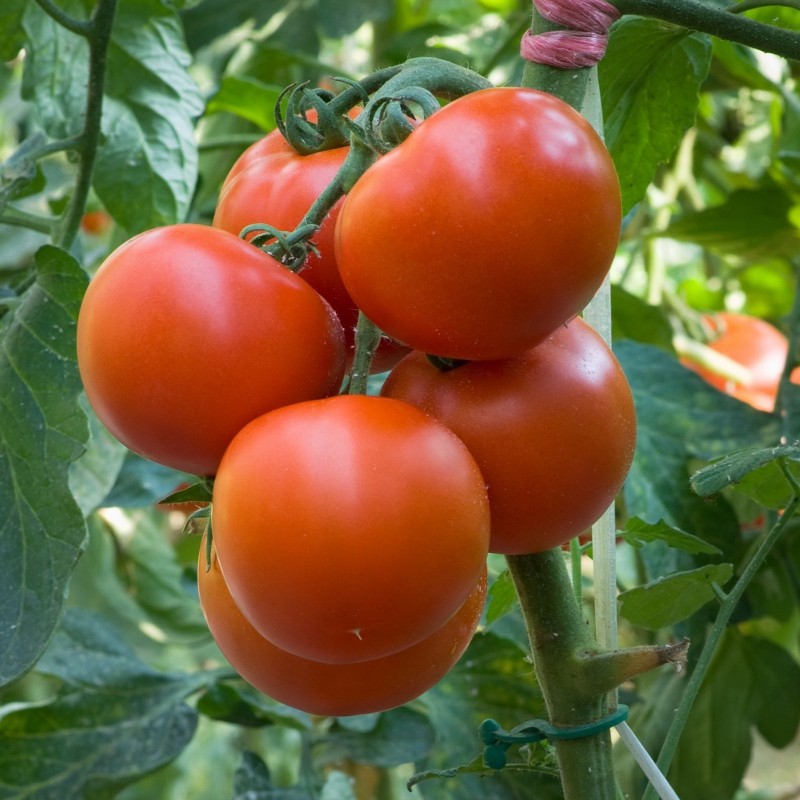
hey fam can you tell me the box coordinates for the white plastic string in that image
[616,723,681,800]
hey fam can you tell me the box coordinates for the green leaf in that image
[197,681,312,731]
[96,0,203,233]
[619,517,722,555]
[0,0,26,61]
[618,563,733,630]
[319,771,357,800]
[316,0,394,37]
[312,707,435,769]
[101,451,191,508]
[610,285,674,351]
[22,0,202,234]
[690,444,800,500]
[0,610,205,799]
[485,569,518,626]
[207,75,283,132]
[67,512,208,647]
[600,18,711,213]
[0,246,89,689]
[670,630,800,799]
[68,397,127,516]
[181,0,287,53]
[618,342,776,567]
[232,751,308,800]
[420,632,549,800]
[664,187,800,261]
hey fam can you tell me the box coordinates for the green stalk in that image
[612,0,800,60]
[56,0,118,250]
[642,485,800,799]
[507,552,615,800]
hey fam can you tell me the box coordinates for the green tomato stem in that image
[55,0,118,251]
[612,0,800,60]
[641,484,800,800]
[33,0,92,37]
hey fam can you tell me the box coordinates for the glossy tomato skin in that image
[221,128,295,195]
[212,394,490,664]
[335,87,622,361]
[77,224,345,476]
[214,148,407,372]
[198,539,486,716]
[682,312,790,412]
[381,318,636,554]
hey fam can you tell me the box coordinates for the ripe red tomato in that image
[211,394,490,664]
[334,87,621,361]
[81,209,112,235]
[198,538,486,716]
[77,224,345,476]
[214,148,407,372]
[681,312,794,412]
[381,317,636,554]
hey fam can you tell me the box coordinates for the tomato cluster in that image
[76,85,635,715]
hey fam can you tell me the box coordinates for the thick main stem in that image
[507,552,615,800]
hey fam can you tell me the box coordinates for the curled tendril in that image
[275,82,355,155]
[360,87,440,154]
[241,223,320,273]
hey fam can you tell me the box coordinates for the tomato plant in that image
[681,311,796,411]
[198,538,486,717]
[77,224,346,476]
[381,317,636,554]
[334,87,622,360]
[211,393,490,664]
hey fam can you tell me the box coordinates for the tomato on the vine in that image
[381,317,636,554]
[334,87,622,361]
[198,538,486,716]
[214,146,407,372]
[681,311,796,412]
[77,224,345,476]
[211,394,490,664]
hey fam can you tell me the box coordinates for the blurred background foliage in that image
[1,1,800,798]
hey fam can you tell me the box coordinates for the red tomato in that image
[381,317,636,554]
[214,148,407,372]
[198,538,486,716]
[211,394,490,664]
[334,87,621,361]
[81,209,112,235]
[77,224,345,476]
[681,312,793,412]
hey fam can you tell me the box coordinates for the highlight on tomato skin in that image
[680,311,799,412]
[211,393,490,665]
[76,223,346,477]
[198,538,487,717]
[381,316,637,555]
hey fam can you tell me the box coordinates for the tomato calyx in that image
[242,222,320,273]
[275,82,352,155]
[426,354,469,372]
[354,89,439,154]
